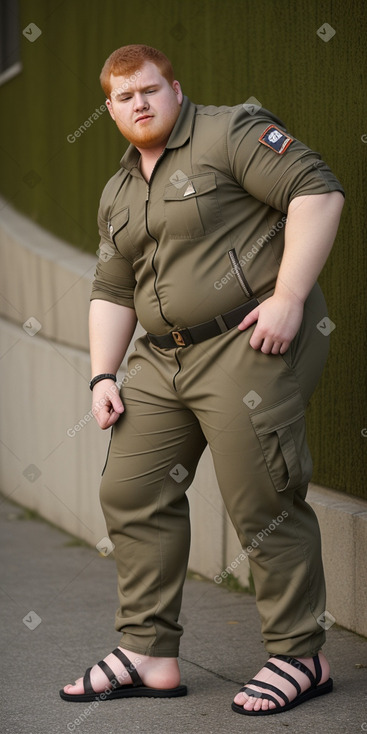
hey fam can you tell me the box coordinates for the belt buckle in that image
[172,330,186,347]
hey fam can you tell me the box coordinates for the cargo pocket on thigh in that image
[250,391,313,492]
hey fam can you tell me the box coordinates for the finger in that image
[105,411,122,428]
[279,341,290,354]
[95,408,122,430]
[110,393,124,414]
[261,338,284,354]
[270,342,283,355]
[272,341,291,354]
[237,306,260,331]
[251,334,273,353]
[260,339,273,354]
[263,340,290,355]
[92,397,110,419]
[94,407,112,429]
[249,326,267,351]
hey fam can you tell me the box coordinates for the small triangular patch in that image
[183,182,196,196]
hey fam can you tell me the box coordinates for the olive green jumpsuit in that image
[91,96,344,658]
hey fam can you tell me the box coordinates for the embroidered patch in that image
[258,125,293,154]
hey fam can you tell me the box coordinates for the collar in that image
[120,95,196,171]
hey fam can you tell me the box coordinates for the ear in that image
[172,80,183,105]
[106,98,116,121]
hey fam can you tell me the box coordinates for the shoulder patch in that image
[258,125,293,154]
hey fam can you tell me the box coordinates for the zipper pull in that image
[228,249,253,298]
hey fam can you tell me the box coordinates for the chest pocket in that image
[108,206,132,254]
[163,172,225,239]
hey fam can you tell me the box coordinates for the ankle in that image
[118,647,181,689]
[277,651,330,687]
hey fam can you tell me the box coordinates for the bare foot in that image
[233,652,330,713]
[62,647,181,696]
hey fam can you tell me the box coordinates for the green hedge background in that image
[1,0,366,498]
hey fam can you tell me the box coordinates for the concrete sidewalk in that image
[1,493,366,734]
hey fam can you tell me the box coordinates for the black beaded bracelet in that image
[89,373,117,391]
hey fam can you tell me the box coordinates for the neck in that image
[137,146,166,182]
[137,144,165,164]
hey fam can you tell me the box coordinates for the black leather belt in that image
[147,297,259,349]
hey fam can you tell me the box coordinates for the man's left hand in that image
[238,292,304,354]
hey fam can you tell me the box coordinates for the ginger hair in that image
[100,44,175,98]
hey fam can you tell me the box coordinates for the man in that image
[60,44,344,715]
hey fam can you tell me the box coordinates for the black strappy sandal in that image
[232,653,333,716]
[60,647,187,702]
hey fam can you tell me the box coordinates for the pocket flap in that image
[163,172,218,201]
[250,391,305,435]
[250,391,311,492]
[109,206,129,235]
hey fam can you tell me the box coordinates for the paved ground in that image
[1,493,366,734]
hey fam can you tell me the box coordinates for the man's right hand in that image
[91,379,124,429]
[89,299,137,429]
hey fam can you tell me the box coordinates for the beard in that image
[122,123,166,149]
[114,106,181,150]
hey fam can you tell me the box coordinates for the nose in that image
[133,92,149,111]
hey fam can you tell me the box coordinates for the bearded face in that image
[106,61,183,151]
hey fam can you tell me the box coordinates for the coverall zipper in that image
[144,152,174,328]
[172,350,182,392]
[228,248,254,299]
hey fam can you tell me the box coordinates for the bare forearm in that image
[89,299,137,377]
[275,191,345,304]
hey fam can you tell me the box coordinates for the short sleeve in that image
[90,201,136,309]
[228,106,345,213]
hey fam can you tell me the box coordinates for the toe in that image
[234,690,258,712]
[234,690,245,705]
[241,694,274,712]
[63,677,84,694]
[243,694,260,712]
[234,652,330,713]
[243,695,256,711]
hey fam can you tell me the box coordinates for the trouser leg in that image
[100,344,206,657]
[177,284,329,657]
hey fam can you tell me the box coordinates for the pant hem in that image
[118,639,179,658]
[265,635,326,659]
